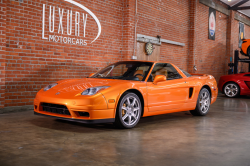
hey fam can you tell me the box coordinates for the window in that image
[91,61,153,81]
[148,63,182,82]
[174,65,192,77]
[179,69,192,77]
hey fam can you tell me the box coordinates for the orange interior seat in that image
[134,70,144,80]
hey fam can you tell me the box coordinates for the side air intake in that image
[245,82,250,89]
[189,88,194,98]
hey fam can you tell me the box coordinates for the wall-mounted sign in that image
[42,0,101,46]
[208,8,216,40]
[239,22,244,48]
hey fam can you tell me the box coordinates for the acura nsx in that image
[34,61,218,128]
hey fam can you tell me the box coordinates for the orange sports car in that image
[241,39,250,56]
[34,61,218,128]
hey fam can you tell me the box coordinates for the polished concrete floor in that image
[0,95,250,166]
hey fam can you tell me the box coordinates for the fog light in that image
[78,112,89,117]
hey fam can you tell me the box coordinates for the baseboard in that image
[0,105,33,114]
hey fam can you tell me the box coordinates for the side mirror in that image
[153,75,166,84]
[88,73,95,78]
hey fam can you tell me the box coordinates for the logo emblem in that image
[55,92,60,95]
[42,0,102,45]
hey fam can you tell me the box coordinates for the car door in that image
[147,63,190,112]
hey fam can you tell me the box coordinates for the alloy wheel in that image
[199,91,210,113]
[121,96,140,126]
[224,84,238,97]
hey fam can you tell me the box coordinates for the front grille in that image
[41,103,71,115]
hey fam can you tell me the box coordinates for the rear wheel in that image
[114,92,141,129]
[247,46,250,57]
[223,82,240,98]
[190,88,211,116]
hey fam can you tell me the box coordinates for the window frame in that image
[91,61,154,81]
[146,63,184,82]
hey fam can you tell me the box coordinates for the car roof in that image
[120,60,172,64]
[223,72,250,77]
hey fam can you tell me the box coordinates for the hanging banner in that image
[239,22,244,48]
[208,8,216,40]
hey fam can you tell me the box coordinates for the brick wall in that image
[1,0,250,108]
[122,0,136,60]
[195,1,228,81]
[136,0,190,68]
[5,0,125,107]
[0,0,6,108]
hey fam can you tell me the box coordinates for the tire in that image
[223,82,240,98]
[247,46,250,57]
[114,92,142,129]
[190,88,211,116]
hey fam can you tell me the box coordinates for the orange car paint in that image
[241,39,250,55]
[34,61,218,122]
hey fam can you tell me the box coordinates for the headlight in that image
[81,86,110,95]
[43,83,58,91]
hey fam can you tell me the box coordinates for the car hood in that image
[52,78,128,94]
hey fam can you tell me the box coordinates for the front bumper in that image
[33,101,115,122]
[34,90,116,121]
[34,112,115,124]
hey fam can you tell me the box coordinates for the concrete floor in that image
[0,96,250,166]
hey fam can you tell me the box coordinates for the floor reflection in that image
[214,95,250,112]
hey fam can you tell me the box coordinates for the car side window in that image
[148,63,182,82]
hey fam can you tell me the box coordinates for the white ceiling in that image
[220,0,250,17]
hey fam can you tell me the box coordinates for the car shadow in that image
[28,117,116,133]
[28,111,194,133]
[219,94,250,99]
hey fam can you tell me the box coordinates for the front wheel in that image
[223,82,240,98]
[114,93,141,129]
[190,88,211,116]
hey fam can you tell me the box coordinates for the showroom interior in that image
[1,0,250,165]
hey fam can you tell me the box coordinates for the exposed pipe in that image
[132,0,138,59]
[193,0,198,72]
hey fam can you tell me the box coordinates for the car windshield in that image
[175,66,192,77]
[180,69,192,77]
[91,61,153,81]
